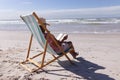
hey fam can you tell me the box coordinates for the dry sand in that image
[0,31,120,80]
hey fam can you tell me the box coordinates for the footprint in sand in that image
[0,74,3,77]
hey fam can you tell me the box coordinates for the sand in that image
[0,31,120,80]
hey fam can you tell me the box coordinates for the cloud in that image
[22,1,32,5]
[37,6,120,18]
[0,10,32,19]
[0,6,120,19]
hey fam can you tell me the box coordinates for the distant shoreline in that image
[0,30,120,34]
[0,19,120,33]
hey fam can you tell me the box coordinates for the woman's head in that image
[39,18,47,33]
[39,17,50,33]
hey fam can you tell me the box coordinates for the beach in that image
[0,31,120,80]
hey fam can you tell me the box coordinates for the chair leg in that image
[26,34,33,60]
[41,51,46,67]
[41,40,48,67]
[52,54,57,59]
[64,54,73,64]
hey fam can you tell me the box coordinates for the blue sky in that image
[0,0,120,19]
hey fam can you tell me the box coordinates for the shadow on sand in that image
[44,57,115,80]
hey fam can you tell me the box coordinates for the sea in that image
[0,18,120,34]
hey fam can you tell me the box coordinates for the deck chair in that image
[20,12,73,72]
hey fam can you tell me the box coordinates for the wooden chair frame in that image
[20,12,73,72]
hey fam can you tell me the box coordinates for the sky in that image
[0,0,120,19]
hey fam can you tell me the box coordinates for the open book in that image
[56,33,68,42]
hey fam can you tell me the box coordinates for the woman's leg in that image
[66,41,79,58]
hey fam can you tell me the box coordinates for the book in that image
[56,33,68,42]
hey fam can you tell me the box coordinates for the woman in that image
[39,18,78,58]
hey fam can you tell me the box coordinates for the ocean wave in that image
[0,20,24,24]
[0,18,120,25]
[47,18,120,24]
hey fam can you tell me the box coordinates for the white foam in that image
[0,18,120,25]
[47,18,120,24]
[0,20,24,24]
